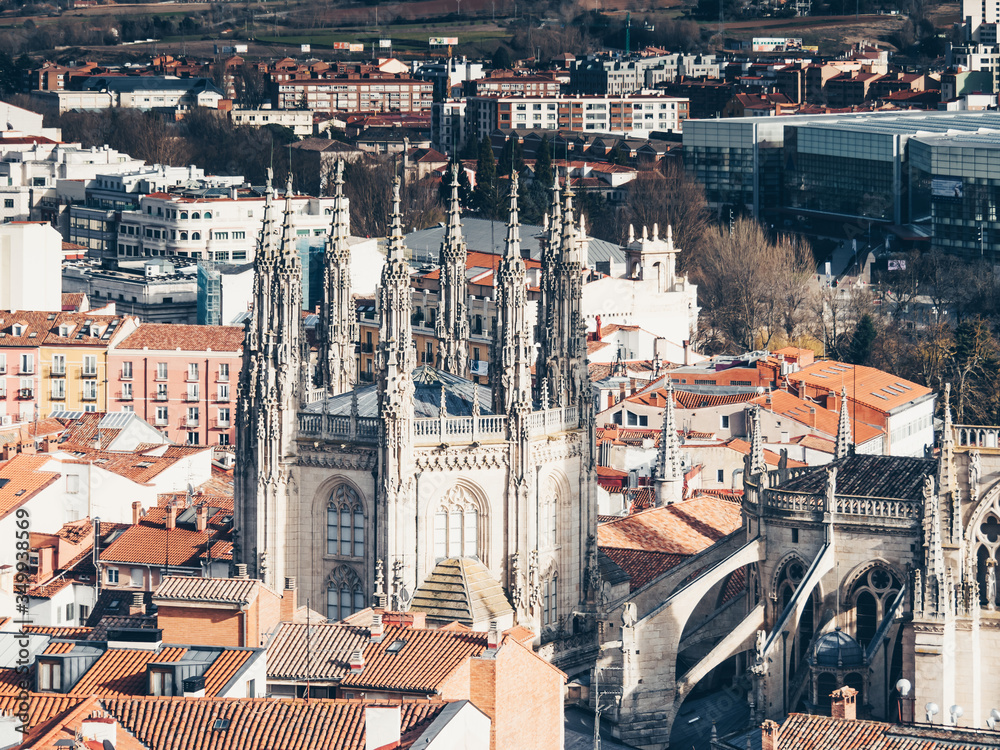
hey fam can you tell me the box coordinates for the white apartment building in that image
[231,108,314,136]
[463,92,690,143]
[33,77,226,114]
[0,222,62,312]
[116,189,337,262]
[431,99,468,155]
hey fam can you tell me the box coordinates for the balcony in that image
[212,418,231,429]
[182,416,200,428]
[214,393,230,403]
[51,366,66,376]
[0,389,6,399]
[216,372,229,383]
[155,417,168,427]
[118,390,133,401]
[121,371,133,381]
[358,371,374,383]
[186,372,199,383]
[154,391,168,401]
[360,343,374,354]
[17,388,33,400]
[183,391,200,402]
[81,391,97,402]
[18,367,34,376]
[81,369,98,379]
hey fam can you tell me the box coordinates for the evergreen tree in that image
[498,137,514,177]
[473,136,499,218]
[535,136,553,187]
[846,313,878,366]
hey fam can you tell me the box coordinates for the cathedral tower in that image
[317,159,358,396]
[435,163,469,377]
[535,177,562,403]
[235,171,303,589]
[655,378,683,505]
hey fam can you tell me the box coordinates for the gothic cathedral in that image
[235,165,600,671]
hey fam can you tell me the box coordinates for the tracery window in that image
[975,506,1000,609]
[326,565,365,622]
[433,486,481,561]
[849,566,901,649]
[542,572,558,626]
[539,478,558,550]
[327,485,364,558]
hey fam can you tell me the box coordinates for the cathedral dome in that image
[812,629,864,668]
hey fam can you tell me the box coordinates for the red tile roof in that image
[0,453,61,520]
[100,505,231,568]
[751,390,882,444]
[116,324,244,353]
[785,360,932,415]
[722,438,808,468]
[600,548,685,591]
[597,496,742,555]
[771,713,999,749]
[26,625,93,639]
[201,649,254,695]
[0,694,88,735]
[68,647,186,697]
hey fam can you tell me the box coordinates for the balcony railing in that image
[182,416,199,428]
[360,343,374,354]
[154,391,169,401]
[51,365,66,376]
[184,392,200,402]
[118,390,133,401]
[214,393,231,403]
[81,391,97,402]
[0,389,5,399]
[17,388,33,399]
[18,366,34,375]
[155,418,168,427]
[212,418,231,429]
[298,413,380,443]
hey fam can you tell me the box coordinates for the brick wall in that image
[157,605,242,647]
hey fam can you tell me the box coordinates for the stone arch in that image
[314,477,369,560]
[428,479,491,567]
[539,557,559,631]
[326,563,364,622]
[966,485,1000,607]
[539,468,572,551]
[843,562,902,650]
[770,551,812,598]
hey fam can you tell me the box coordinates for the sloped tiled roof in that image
[116,324,244,353]
[600,548,685,591]
[408,557,513,627]
[97,697,448,750]
[267,622,368,680]
[751,390,882,444]
[0,453,61,520]
[100,505,231,567]
[597,496,742,555]
[775,454,934,500]
[340,624,489,693]
[68,647,186,697]
[201,649,255,695]
[153,576,259,605]
[26,625,93,639]
[0,694,88,734]
[770,713,998,749]
[786,360,932,415]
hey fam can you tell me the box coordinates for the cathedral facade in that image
[235,165,600,670]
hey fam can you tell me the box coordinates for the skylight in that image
[386,639,407,654]
[212,718,230,731]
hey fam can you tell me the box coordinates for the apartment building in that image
[116,187,337,262]
[107,324,243,446]
[270,76,434,115]
[231,108,314,136]
[462,92,689,143]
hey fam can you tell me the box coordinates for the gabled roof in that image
[775,454,934,501]
[100,504,231,567]
[0,453,61,521]
[600,548,685,591]
[153,576,261,606]
[785,360,932,415]
[115,323,244,352]
[597,495,741,555]
[768,713,998,750]
[752,390,883,444]
[267,622,368,680]
[67,646,187,697]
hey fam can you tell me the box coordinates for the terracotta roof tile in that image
[600,548,685,591]
[68,647,187,697]
[785,360,932,415]
[42,640,77,654]
[0,694,88,735]
[201,649,254,696]
[267,622,368,681]
[100,506,230,568]
[26,625,93,639]
[0,453,61,520]
[752,390,882,444]
[98,697,448,750]
[597,496,742,555]
[773,713,999,749]
[153,576,260,604]
[116,323,244,352]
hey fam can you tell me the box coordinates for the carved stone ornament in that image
[528,549,541,609]
[511,552,524,612]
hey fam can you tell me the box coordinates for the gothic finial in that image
[541,377,550,410]
[444,161,463,246]
[628,224,635,244]
[472,384,480,416]
[505,171,520,260]
[749,405,766,477]
[439,384,448,417]
[653,222,659,241]
[642,225,649,241]
[387,176,406,261]
[836,386,853,459]
[666,224,674,246]
[374,559,388,609]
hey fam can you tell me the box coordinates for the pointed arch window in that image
[326,485,364,558]
[433,486,481,561]
[326,565,365,622]
[849,565,901,650]
[542,571,558,626]
[539,478,558,550]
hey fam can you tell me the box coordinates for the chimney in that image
[486,620,501,656]
[364,705,401,750]
[166,502,177,531]
[195,504,207,533]
[809,406,817,428]
[830,686,858,721]
[760,719,780,750]
[80,717,117,747]
[280,577,297,622]
[683,339,692,366]
[370,611,384,642]
[129,591,145,616]
[349,647,365,673]
[132,501,143,525]
[235,563,248,578]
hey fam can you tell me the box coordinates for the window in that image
[434,487,480,561]
[82,381,97,401]
[67,474,79,494]
[187,383,200,401]
[106,567,119,584]
[121,382,132,400]
[186,407,199,426]
[150,669,173,696]
[156,406,168,426]
[0,353,5,373]
[37,661,61,691]
[156,383,168,400]
[217,407,230,427]
[539,478,558,550]
[543,575,558,626]
[188,363,199,381]
[156,362,168,380]
[791,528,799,544]
[51,380,65,400]
[327,485,364,557]
[51,354,65,375]
[83,355,97,376]
[130,567,143,587]
[79,605,89,624]
[721,414,730,429]
[217,384,230,401]
[218,363,230,382]
[19,353,33,374]
[65,603,74,622]
[326,565,365,621]
[717,469,725,483]
[219,433,230,446]
[122,361,133,379]
[3,199,13,208]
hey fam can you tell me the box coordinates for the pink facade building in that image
[107,324,244,446]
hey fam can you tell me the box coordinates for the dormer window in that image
[149,669,173,696]
[58,325,69,337]
[12,324,23,336]
[37,660,61,691]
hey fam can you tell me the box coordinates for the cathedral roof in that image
[305,366,496,418]
[775,454,934,501]
[812,629,865,668]
[408,557,513,627]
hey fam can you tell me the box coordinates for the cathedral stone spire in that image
[491,171,532,415]
[938,382,956,495]
[535,175,563,403]
[234,168,304,589]
[318,159,358,396]
[655,378,683,505]
[748,405,766,477]
[835,387,853,459]
[435,163,470,377]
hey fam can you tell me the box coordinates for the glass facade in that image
[910,135,1000,260]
